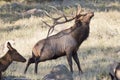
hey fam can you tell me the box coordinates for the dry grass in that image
[0,4,120,80]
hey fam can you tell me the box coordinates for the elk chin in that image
[89,12,94,18]
[20,58,26,62]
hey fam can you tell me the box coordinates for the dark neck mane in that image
[71,21,90,45]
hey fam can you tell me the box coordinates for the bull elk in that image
[24,5,94,74]
[0,42,26,79]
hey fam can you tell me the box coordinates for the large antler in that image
[41,4,83,38]
[41,8,77,37]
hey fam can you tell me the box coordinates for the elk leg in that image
[109,73,115,80]
[24,57,35,74]
[115,64,120,80]
[0,72,1,80]
[35,58,39,74]
[72,53,83,74]
[66,54,73,73]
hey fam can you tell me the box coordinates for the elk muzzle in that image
[12,53,26,62]
[88,12,94,19]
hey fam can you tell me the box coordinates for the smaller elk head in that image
[7,42,26,62]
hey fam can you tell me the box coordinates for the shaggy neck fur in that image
[71,20,90,45]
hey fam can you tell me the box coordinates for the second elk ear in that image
[7,42,13,51]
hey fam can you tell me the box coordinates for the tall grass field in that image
[0,0,120,80]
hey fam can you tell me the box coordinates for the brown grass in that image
[0,2,120,79]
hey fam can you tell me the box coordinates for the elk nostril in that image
[23,58,26,62]
[89,12,94,18]
[24,59,26,62]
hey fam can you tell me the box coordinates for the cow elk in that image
[0,42,26,79]
[24,5,94,74]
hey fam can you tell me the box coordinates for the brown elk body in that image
[24,7,94,74]
[0,42,26,79]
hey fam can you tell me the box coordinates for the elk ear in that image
[7,42,13,50]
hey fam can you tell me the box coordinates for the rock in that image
[22,8,43,17]
[43,64,73,80]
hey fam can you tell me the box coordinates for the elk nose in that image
[22,58,26,62]
[89,12,94,17]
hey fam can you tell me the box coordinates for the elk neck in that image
[71,21,90,45]
[0,51,13,67]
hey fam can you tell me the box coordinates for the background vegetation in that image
[0,0,120,80]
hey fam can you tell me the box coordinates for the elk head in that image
[7,42,26,62]
[75,5,94,25]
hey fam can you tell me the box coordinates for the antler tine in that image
[41,19,55,35]
[41,20,51,28]
[42,20,55,37]
[43,10,63,23]
[43,10,54,20]
[60,11,68,21]
[48,6,66,21]
[48,5,59,12]
[58,6,78,22]
[43,6,76,25]
[55,16,76,24]
[42,6,77,38]
[75,3,82,15]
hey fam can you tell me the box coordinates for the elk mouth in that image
[21,58,26,62]
[13,55,26,62]
[16,58,26,62]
